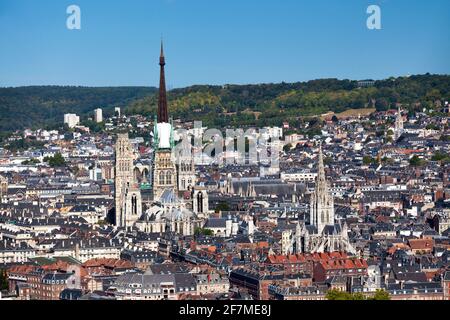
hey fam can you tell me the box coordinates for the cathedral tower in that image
[394,106,404,141]
[115,133,142,228]
[310,144,335,234]
[152,42,178,200]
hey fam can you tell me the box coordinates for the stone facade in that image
[115,133,142,228]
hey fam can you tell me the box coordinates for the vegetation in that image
[81,120,106,133]
[326,289,390,300]
[431,152,450,164]
[194,228,214,236]
[0,86,157,132]
[215,202,230,213]
[0,74,448,133]
[283,143,293,152]
[22,158,40,165]
[44,153,66,167]
[127,74,450,129]
[363,156,378,166]
[4,138,46,152]
[372,289,391,300]
[409,155,426,167]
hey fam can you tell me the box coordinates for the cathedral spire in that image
[158,40,169,123]
[310,143,335,234]
[317,143,326,185]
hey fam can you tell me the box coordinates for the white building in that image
[281,170,317,183]
[94,108,103,123]
[261,126,283,140]
[64,114,80,128]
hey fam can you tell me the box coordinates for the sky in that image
[0,0,449,88]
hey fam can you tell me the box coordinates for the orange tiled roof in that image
[82,258,134,269]
[8,265,36,274]
[266,252,350,264]
[408,239,434,250]
[320,258,368,271]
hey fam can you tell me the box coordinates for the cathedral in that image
[114,42,206,235]
[293,145,356,254]
[114,133,142,229]
[151,42,197,201]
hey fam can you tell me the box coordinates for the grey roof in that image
[205,218,227,229]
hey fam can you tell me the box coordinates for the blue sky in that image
[0,0,449,88]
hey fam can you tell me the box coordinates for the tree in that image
[283,143,293,153]
[352,292,366,300]
[326,289,390,300]
[363,156,377,165]
[45,153,66,167]
[431,152,450,163]
[22,158,40,165]
[372,289,390,300]
[194,228,214,236]
[215,202,230,213]
[326,289,353,300]
[409,155,424,167]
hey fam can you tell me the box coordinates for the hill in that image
[0,86,157,132]
[0,74,448,134]
[126,74,450,128]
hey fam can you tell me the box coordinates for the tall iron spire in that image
[158,40,169,123]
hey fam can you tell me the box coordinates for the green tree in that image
[194,228,214,236]
[363,156,376,165]
[352,292,367,300]
[431,152,450,163]
[45,153,66,167]
[326,289,354,300]
[283,143,293,153]
[372,289,391,300]
[409,155,425,167]
[215,202,230,213]
[22,158,40,165]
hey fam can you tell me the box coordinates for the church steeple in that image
[310,143,335,234]
[317,143,326,185]
[158,40,169,123]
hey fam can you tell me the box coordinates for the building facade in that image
[114,133,142,228]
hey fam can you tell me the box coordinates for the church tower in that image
[152,42,178,200]
[115,133,142,228]
[0,175,8,200]
[310,144,335,234]
[394,106,404,141]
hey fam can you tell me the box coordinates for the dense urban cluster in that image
[0,47,449,301]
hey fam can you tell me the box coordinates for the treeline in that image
[127,74,450,128]
[0,86,157,132]
[0,74,448,135]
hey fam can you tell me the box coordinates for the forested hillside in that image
[0,86,157,132]
[0,74,448,134]
[126,74,450,128]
